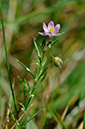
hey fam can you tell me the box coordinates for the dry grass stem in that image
[11,104,33,129]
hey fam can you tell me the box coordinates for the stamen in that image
[50,25,55,34]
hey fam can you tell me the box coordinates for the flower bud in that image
[47,40,52,46]
[41,39,46,48]
[53,57,63,68]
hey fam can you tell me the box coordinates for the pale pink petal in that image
[44,31,51,36]
[43,23,49,32]
[38,32,46,36]
[53,24,60,35]
[53,32,64,36]
[48,21,54,30]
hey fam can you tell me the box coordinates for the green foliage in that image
[17,59,35,79]
[33,37,42,50]
[0,0,18,119]
[21,109,43,128]
[0,0,85,128]
[32,72,47,94]
[49,105,67,129]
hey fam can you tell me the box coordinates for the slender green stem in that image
[83,111,85,129]
[0,1,18,119]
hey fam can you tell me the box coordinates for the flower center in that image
[49,25,55,34]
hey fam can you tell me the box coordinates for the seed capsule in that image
[53,57,63,68]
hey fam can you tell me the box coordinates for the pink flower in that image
[39,21,62,37]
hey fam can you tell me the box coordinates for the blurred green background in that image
[0,0,85,128]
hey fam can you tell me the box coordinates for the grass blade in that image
[49,104,67,129]
[0,1,18,119]
[0,87,1,121]
[83,112,85,129]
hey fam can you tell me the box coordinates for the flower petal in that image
[53,24,60,35]
[43,23,49,32]
[38,32,46,36]
[48,21,54,30]
[44,31,51,36]
[53,32,64,36]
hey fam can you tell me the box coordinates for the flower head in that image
[39,21,63,37]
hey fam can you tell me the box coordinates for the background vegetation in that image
[0,0,85,128]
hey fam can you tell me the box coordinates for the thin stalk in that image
[83,111,85,129]
[11,104,33,129]
[0,1,18,119]
[47,50,55,59]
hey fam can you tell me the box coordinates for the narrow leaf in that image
[32,72,47,94]
[33,40,41,64]
[19,103,25,111]
[49,39,59,47]
[11,104,33,129]
[33,66,38,78]
[17,59,35,78]
[18,77,29,93]
[38,67,48,80]
[26,81,30,92]
[33,37,42,49]
[21,109,43,128]
[9,107,16,123]
[25,97,32,110]
[26,117,38,129]
[23,86,26,106]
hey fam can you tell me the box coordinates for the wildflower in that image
[53,57,63,68]
[39,21,64,37]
